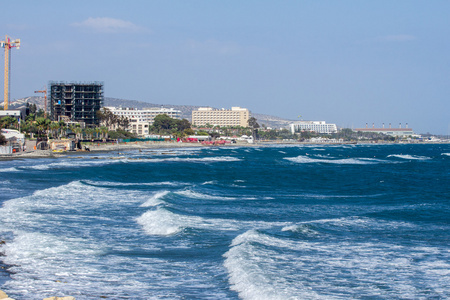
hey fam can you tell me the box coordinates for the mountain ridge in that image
[4,96,294,129]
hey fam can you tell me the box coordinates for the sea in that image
[0,143,449,300]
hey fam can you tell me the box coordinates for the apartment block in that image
[192,107,250,127]
[50,82,103,127]
[105,106,181,136]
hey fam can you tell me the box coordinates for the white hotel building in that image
[289,121,338,134]
[105,106,181,136]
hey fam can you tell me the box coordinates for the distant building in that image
[192,107,250,127]
[0,108,26,121]
[105,106,181,136]
[49,82,103,127]
[354,123,415,137]
[289,121,338,134]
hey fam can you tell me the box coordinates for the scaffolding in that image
[49,82,103,127]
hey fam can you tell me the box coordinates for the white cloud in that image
[72,17,147,33]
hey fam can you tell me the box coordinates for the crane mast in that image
[1,35,20,110]
[34,87,48,117]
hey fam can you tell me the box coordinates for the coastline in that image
[1,140,449,161]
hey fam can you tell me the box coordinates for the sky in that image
[1,0,449,134]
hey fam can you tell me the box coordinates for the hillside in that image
[104,97,294,129]
[4,96,294,129]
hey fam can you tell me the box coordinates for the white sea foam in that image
[441,153,450,156]
[202,180,217,185]
[0,181,149,231]
[141,191,170,207]
[175,190,238,201]
[0,181,165,299]
[136,207,248,236]
[224,224,450,300]
[0,166,20,172]
[285,155,383,165]
[137,206,289,237]
[83,180,186,187]
[136,208,185,235]
[281,224,320,236]
[224,230,322,300]
[24,158,122,170]
[281,216,416,234]
[387,154,431,160]
[124,156,241,163]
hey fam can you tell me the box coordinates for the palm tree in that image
[85,128,95,140]
[94,127,101,140]
[74,127,83,140]
[248,117,260,140]
[58,120,67,139]
[100,126,109,140]
[49,122,60,139]
[35,117,51,138]
[0,116,17,129]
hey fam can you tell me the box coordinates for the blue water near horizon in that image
[0,144,449,299]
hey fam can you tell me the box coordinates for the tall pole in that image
[1,35,20,110]
[3,37,9,110]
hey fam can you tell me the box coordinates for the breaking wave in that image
[285,155,384,165]
[224,217,450,300]
[387,154,431,160]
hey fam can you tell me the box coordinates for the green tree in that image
[85,128,95,140]
[175,119,191,132]
[0,133,7,145]
[209,131,220,140]
[100,126,109,139]
[152,114,175,133]
[0,116,18,129]
[58,120,67,139]
[248,117,260,140]
[118,116,130,130]
[35,117,51,138]
[97,107,118,127]
[49,121,60,139]
[94,127,101,139]
[28,103,37,114]
[36,109,45,118]
[26,113,36,123]
[184,128,195,136]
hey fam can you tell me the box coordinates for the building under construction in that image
[49,82,103,127]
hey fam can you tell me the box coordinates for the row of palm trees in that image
[1,115,110,141]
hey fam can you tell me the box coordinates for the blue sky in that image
[2,1,449,134]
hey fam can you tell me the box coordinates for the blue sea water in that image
[0,144,449,299]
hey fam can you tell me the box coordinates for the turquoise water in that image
[0,144,449,299]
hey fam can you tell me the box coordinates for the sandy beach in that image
[0,140,258,160]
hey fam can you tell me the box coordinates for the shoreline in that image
[1,140,449,161]
[1,140,450,161]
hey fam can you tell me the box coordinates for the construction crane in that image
[34,86,47,117]
[1,35,21,110]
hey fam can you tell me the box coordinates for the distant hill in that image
[4,96,294,129]
[104,97,294,129]
[2,96,45,110]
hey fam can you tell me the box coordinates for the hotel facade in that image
[354,124,415,137]
[192,107,250,127]
[289,121,338,134]
[105,106,181,136]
